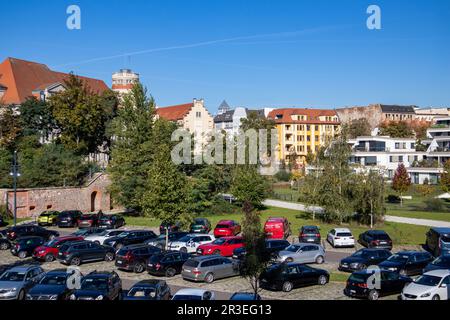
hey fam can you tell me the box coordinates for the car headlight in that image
[95,295,104,300]
[69,294,76,300]
[388,267,397,271]
[350,263,361,268]
[50,295,58,300]
[420,292,431,298]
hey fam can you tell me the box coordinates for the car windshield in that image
[0,271,26,281]
[336,232,352,237]
[212,238,227,245]
[116,231,131,238]
[431,256,450,265]
[80,216,94,220]
[81,278,108,290]
[387,254,409,263]
[372,233,390,240]
[97,230,110,236]
[352,250,372,258]
[44,239,60,248]
[216,224,230,229]
[178,235,195,242]
[40,212,50,216]
[415,275,442,286]
[40,274,67,285]
[349,273,368,283]
[284,245,300,252]
[184,259,199,268]
[303,228,318,233]
[193,219,205,225]
[128,287,156,298]
[172,295,202,300]
[99,216,112,221]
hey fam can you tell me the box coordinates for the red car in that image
[77,214,99,229]
[196,236,244,257]
[213,220,241,238]
[32,235,84,262]
[264,217,291,239]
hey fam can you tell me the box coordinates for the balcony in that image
[354,146,389,152]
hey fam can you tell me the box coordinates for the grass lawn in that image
[125,206,430,246]
[1,217,30,227]
[329,272,349,283]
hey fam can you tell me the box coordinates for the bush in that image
[387,195,401,204]
[208,197,239,215]
[424,198,445,211]
[417,184,433,197]
[274,170,291,182]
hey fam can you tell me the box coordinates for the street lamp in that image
[9,150,20,226]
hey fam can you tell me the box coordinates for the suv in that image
[70,271,122,300]
[98,214,125,229]
[115,244,162,273]
[103,230,157,250]
[57,210,83,228]
[190,218,212,234]
[147,251,191,277]
[213,220,241,238]
[159,221,181,234]
[84,229,127,245]
[168,233,215,253]
[233,239,290,260]
[77,214,99,229]
[327,228,355,248]
[379,251,434,276]
[123,279,171,300]
[32,235,84,262]
[181,255,240,283]
[146,231,189,249]
[57,240,115,266]
[196,236,244,257]
[26,269,79,300]
[299,225,321,244]
[264,217,291,239]
[6,225,59,241]
[425,227,450,257]
[11,236,45,259]
[339,248,392,272]
[37,211,60,226]
[0,265,45,300]
[358,230,393,250]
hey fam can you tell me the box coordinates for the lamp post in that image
[9,150,20,226]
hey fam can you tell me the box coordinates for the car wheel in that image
[105,252,114,262]
[282,281,293,292]
[70,257,81,266]
[133,262,145,273]
[45,254,55,262]
[0,242,9,250]
[18,251,27,259]
[318,275,328,285]
[432,295,440,300]
[180,247,187,253]
[165,268,176,277]
[368,290,379,301]
[315,255,324,264]
[205,272,215,283]
[17,289,25,300]
[94,241,100,245]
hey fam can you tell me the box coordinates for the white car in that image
[168,234,215,253]
[171,288,215,300]
[84,229,127,245]
[401,269,450,300]
[327,228,355,248]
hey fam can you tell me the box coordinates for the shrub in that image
[274,170,291,182]
[424,198,445,211]
[417,184,433,197]
[387,194,401,203]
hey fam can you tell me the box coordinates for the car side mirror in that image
[440,284,447,289]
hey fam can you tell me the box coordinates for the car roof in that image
[191,254,223,261]
[359,248,389,252]
[174,288,209,296]
[6,264,41,272]
[17,236,43,241]
[216,236,242,241]
[133,279,165,287]
[185,233,211,237]
[430,227,450,234]
[333,228,351,232]
[395,251,426,256]
[266,239,289,243]
[121,244,155,250]
[266,217,286,222]
[217,220,235,224]
[45,269,69,275]
[423,269,450,277]
[368,230,388,234]
[302,225,319,229]
[85,271,114,278]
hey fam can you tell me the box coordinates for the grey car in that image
[277,243,325,264]
[0,265,45,300]
[181,255,240,283]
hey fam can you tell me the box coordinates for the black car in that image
[57,240,115,266]
[339,248,392,272]
[0,230,11,250]
[69,271,122,300]
[98,214,126,229]
[423,255,450,273]
[56,211,83,228]
[0,215,5,226]
[299,225,321,244]
[10,236,45,258]
[146,231,189,249]
[159,221,181,234]
[358,230,393,249]
[229,292,262,300]
[122,280,171,300]
[115,244,162,273]
[344,269,412,300]
[147,251,191,277]
[232,239,290,260]
[6,225,59,241]
[26,269,80,300]
[425,227,450,257]
[103,230,157,250]
[378,251,434,276]
[71,227,104,238]
[190,218,212,234]
[259,263,329,292]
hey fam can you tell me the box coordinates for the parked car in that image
[146,231,189,249]
[71,227,104,238]
[181,255,240,283]
[115,244,161,273]
[190,218,212,234]
[77,214,99,229]
[98,214,125,229]
[423,255,450,273]
[57,240,116,266]
[264,217,291,239]
[339,248,392,272]
[122,279,171,300]
[84,229,127,245]
[171,288,215,300]
[32,235,84,262]
[232,239,290,260]
[401,269,450,300]
[37,211,60,226]
[11,236,45,259]
[6,225,59,241]
[197,236,244,257]
[327,228,355,248]
[0,231,11,250]
[358,230,393,250]
[425,227,450,257]
[26,269,79,300]
[344,269,412,300]
[69,271,122,300]
[168,233,215,253]
[0,265,45,300]
[277,243,326,264]
[147,251,191,277]
[103,230,158,250]
[56,210,82,228]
[259,263,329,292]
[159,221,181,234]
[229,292,262,300]
[298,225,321,244]
[213,220,241,238]
[379,251,434,276]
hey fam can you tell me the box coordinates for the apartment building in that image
[214,105,274,136]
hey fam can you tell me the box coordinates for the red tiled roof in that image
[0,57,109,105]
[268,108,340,124]
[156,103,193,121]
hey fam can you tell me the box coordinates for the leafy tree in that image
[379,121,414,138]
[440,160,450,193]
[0,147,12,188]
[0,105,22,150]
[240,111,276,132]
[392,163,411,206]
[347,118,371,138]
[19,97,56,140]
[352,171,385,227]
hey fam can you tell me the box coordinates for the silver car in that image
[0,265,45,300]
[277,243,325,264]
[181,255,240,283]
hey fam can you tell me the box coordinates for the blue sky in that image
[1,0,449,113]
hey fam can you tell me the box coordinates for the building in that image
[267,108,340,165]
[213,105,274,135]
[112,68,139,96]
[414,107,450,122]
[423,117,450,166]
[0,57,108,105]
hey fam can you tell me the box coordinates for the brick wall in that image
[336,105,383,129]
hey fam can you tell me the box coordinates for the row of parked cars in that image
[36,210,126,229]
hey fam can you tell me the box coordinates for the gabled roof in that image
[218,100,231,114]
[379,104,416,114]
[214,110,234,123]
[156,103,193,121]
[267,108,339,124]
[0,57,109,104]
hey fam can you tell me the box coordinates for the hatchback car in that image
[37,211,60,226]
[57,240,115,266]
[32,235,84,262]
[299,225,321,244]
[229,292,262,300]
[197,236,244,257]
[401,269,450,300]
[423,255,450,273]
[11,236,45,259]
[358,230,393,250]
[6,225,59,241]
[379,251,434,276]
[171,288,215,300]
[190,218,212,234]
[98,214,125,229]
[327,228,355,248]
[56,210,83,228]
[26,269,78,300]
[181,255,240,283]
[213,220,241,238]
[71,227,104,238]
[232,239,290,260]
[0,265,45,300]
[77,214,99,229]
[103,230,157,250]
[339,248,392,272]
[123,280,171,300]
[115,244,161,273]
[277,243,326,264]
[425,227,450,257]
[168,233,215,253]
[147,251,191,277]
[84,229,127,245]
[146,231,189,249]
[69,271,122,300]
[259,263,329,292]
[264,217,291,239]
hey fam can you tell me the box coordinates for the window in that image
[315,125,319,131]
[306,125,311,131]
[196,111,201,118]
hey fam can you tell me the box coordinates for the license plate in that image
[307,239,314,242]
[148,264,153,267]
[117,260,122,264]
[380,241,387,244]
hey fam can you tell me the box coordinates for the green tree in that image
[379,121,414,138]
[0,147,12,188]
[353,171,385,227]
[347,118,371,138]
[392,163,411,206]
[19,97,56,139]
[0,105,22,150]
[440,160,450,193]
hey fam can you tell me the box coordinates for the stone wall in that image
[336,105,382,129]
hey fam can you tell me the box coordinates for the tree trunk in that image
[165,226,169,250]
